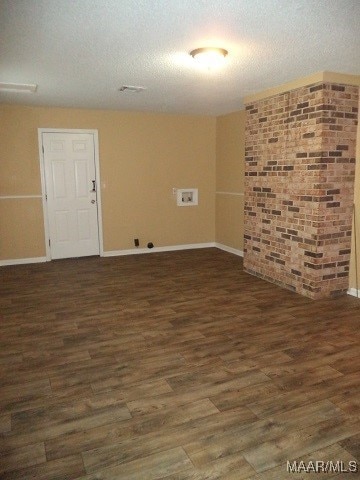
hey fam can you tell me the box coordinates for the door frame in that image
[38,128,104,260]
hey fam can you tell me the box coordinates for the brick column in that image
[244,82,359,299]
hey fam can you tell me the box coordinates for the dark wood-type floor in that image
[1,248,360,479]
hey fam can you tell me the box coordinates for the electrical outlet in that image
[134,238,139,247]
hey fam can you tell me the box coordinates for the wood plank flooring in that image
[0,248,359,479]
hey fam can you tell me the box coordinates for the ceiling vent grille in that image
[118,85,146,93]
[0,82,37,93]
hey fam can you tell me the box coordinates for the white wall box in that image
[176,188,198,206]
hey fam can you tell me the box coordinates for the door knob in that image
[91,199,96,204]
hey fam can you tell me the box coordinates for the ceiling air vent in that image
[0,82,37,93]
[118,85,146,93]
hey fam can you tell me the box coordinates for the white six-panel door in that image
[42,132,100,259]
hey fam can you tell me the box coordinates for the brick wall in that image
[244,82,359,299]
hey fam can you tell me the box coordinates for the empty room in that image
[1,1,360,479]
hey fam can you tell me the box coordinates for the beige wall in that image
[0,198,45,258]
[215,111,245,251]
[0,105,216,260]
[349,96,360,292]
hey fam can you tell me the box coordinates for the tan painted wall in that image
[349,96,360,292]
[0,198,45,258]
[0,105,216,260]
[215,111,245,251]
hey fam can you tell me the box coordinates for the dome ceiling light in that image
[190,47,228,69]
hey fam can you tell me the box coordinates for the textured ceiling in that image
[1,0,359,115]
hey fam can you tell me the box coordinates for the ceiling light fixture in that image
[190,47,228,68]
[0,82,37,93]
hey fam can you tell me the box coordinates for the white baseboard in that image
[215,243,244,257]
[347,288,360,298]
[0,256,47,266]
[1,243,243,266]
[103,242,216,257]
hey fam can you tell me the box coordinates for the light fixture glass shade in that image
[190,47,228,68]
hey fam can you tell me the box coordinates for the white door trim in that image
[38,128,104,260]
